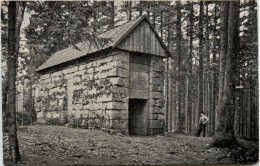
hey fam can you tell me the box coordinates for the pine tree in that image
[212,1,240,147]
[198,1,204,117]
[175,1,183,133]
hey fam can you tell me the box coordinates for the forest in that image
[1,0,258,164]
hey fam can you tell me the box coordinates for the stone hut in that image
[35,16,171,135]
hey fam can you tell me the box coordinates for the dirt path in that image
[3,125,258,165]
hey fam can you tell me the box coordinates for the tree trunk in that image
[205,2,211,136]
[175,1,182,133]
[249,78,255,139]
[187,1,193,133]
[242,84,246,137]
[215,1,229,130]
[153,12,156,28]
[160,11,163,38]
[128,1,132,21]
[253,79,258,139]
[109,1,114,29]
[211,3,219,135]
[93,1,97,33]
[2,80,9,132]
[7,1,20,162]
[184,77,188,133]
[7,1,26,162]
[147,11,150,20]
[167,15,172,132]
[139,2,143,16]
[171,62,177,131]
[198,1,204,116]
[212,1,240,147]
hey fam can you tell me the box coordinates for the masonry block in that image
[41,78,52,84]
[106,102,128,110]
[46,83,55,89]
[107,110,121,120]
[129,63,149,72]
[40,74,50,80]
[158,114,164,120]
[37,112,44,119]
[110,119,128,129]
[63,66,79,74]
[150,107,162,114]
[129,89,149,99]
[116,68,129,78]
[51,71,63,77]
[112,93,128,102]
[151,92,163,99]
[111,86,128,94]
[148,113,158,120]
[97,94,113,102]
[155,99,165,108]
[151,84,163,92]
[113,60,129,69]
[110,77,124,86]
[150,71,161,78]
[64,73,74,79]
[150,119,164,129]
[113,53,130,63]
[150,77,163,85]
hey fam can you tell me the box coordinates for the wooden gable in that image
[117,19,168,57]
[37,16,170,72]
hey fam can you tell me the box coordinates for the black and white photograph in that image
[1,0,259,165]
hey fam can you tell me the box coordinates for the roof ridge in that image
[36,15,172,72]
[100,16,144,35]
[98,16,145,39]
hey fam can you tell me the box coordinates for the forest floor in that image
[3,125,259,166]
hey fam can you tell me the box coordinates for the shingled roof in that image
[37,16,171,72]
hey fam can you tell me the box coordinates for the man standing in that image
[196,112,209,137]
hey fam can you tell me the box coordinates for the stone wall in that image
[127,53,165,135]
[36,49,165,135]
[148,56,165,135]
[128,54,150,135]
[36,50,130,134]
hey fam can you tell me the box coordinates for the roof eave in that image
[36,47,113,72]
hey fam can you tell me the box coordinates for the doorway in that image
[128,99,148,135]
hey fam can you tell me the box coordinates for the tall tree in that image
[212,1,240,147]
[187,1,194,133]
[235,0,258,139]
[1,2,9,132]
[7,2,19,160]
[211,3,219,135]
[198,1,204,116]
[215,1,229,131]
[205,2,210,135]
[26,1,100,57]
[7,1,26,162]
[175,1,182,133]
